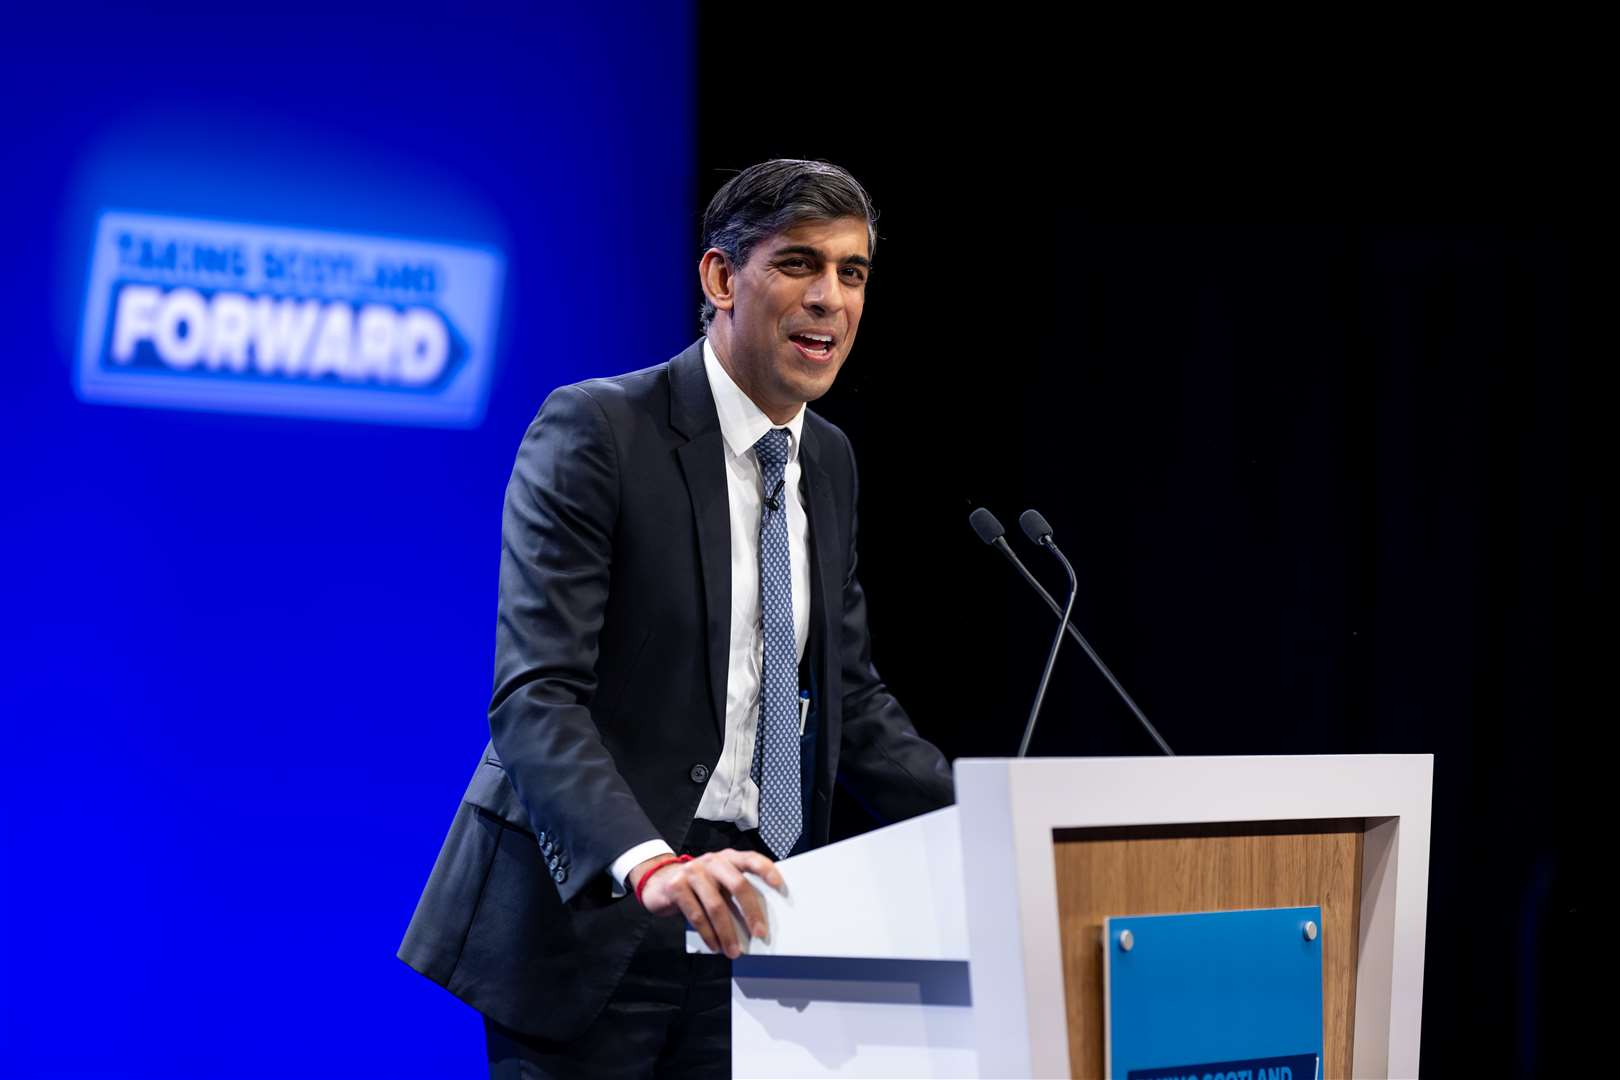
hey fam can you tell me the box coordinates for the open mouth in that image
[788,331,835,360]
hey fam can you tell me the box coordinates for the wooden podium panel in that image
[1052,819,1365,1079]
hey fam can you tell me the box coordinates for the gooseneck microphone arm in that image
[969,507,1175,756]
[1016,511,1077,758]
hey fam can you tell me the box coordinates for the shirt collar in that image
[702,336,805,465]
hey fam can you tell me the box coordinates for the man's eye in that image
[841,267,867,283]
[781,258,810,270]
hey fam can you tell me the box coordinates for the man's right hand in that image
[631,849,784,959]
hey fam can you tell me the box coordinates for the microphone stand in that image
[1018,535,1077,758]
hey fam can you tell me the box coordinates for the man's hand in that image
[631,849,784,959]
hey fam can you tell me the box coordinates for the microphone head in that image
[1019,509,1054,544]
[968,507,1006,544]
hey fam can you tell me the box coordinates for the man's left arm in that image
[833,432,955,821]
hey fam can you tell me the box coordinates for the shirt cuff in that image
[608,839,677,898]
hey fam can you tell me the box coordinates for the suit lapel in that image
[669,341,731,738]
[798,419,840,797]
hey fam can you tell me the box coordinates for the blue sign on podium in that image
[1104,906,1324,1080]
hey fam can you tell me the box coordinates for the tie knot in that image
[753,427,791,472]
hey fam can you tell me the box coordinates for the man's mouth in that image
[788,331,835,361]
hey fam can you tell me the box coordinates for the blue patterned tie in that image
[750,427,801,858]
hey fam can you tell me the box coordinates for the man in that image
[398,159,954,1077]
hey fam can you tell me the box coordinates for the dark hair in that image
[699,159,878,330]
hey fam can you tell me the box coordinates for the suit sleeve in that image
[488,384,661,904]
[834,432,956,822]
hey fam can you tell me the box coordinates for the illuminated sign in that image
[76,211,505,426]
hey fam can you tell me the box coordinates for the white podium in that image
[689,755,1433,1078]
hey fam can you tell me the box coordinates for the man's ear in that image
[699,248,736,316]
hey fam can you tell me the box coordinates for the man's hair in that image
[699,159,878,331]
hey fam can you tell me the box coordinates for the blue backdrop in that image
[2,7,693,1076]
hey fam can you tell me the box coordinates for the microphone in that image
[1016,508,1056,545]
[1014,510,1076,757]
[763,478,785,512]
[968,507,1174,756]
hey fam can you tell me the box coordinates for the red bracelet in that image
[633,854,693,907]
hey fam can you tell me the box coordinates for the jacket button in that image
[541,839,554,856]
[552,867,568,884]
[689,763,710,783]
[537,830,548,843]
[546,853,559,871]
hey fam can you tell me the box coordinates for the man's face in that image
[706,216,871,421]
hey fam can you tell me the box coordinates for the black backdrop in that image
[695,17,1596,1074]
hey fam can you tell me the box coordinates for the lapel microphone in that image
[764,478,785,513]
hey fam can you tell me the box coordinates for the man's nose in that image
[802,267,845,315]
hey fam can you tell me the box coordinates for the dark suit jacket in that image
[396,339,955,1041]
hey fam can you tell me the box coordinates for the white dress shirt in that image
[606,337,811,891]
